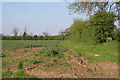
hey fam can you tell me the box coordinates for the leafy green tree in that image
[69,11,117,43]
[89,10,117,43]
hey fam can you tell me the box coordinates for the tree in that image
[12,27,19,36]
[34,35,38,40]
[88,10,117,43]
[23,27,27,38]
[69,11,117,43]
[68,1,119,15]
[59,29,65,40]
[69,18,93,42]
[42,32,50,40]
[62,28,71,36]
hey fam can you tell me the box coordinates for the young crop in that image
[40,46,68,57]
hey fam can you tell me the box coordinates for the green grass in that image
[63,62,71,67]
[2,70,37,78]
[60,40,118,62]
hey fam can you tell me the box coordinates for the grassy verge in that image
[60,40,118,62]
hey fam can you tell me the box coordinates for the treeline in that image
[68,10,120,43]
[1,25,70,40]
[2,35,69,40]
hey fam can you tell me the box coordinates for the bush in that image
[69,11,117,43]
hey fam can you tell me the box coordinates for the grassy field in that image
[2,40,62,51]
[2,40,118,78]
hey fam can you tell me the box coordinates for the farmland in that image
[2,40,118,78]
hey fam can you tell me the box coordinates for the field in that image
[2,40,118,78]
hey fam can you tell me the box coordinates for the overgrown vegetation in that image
[69,11,118,43]
[40,46,68,56]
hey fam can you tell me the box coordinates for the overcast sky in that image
[2,2,88,36]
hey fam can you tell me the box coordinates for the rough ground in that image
[2,47,118,78]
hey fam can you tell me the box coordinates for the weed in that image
[68,56,72,60]
[63,62,71,67]
[18,61,23,70]
[30,60,41,64]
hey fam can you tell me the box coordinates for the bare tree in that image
[23,27,27,37]
[12,27,19,36]
[67,1,119,15]
[42,32,50,39]
[43,32,50,36]
[59,29,64,40]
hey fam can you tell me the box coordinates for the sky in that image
[2,2,88,36]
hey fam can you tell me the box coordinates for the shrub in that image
[69,11,117,43]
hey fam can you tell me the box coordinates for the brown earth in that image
[2,47,118,78]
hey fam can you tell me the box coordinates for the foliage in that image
[68,2,119,15]
[2,35,67,40]
[69,11,117,43]
[69,18,94,42]
[89,10,117,43]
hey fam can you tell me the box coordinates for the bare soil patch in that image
[16,47,44,52]
[74,46,82,48]
[107,51,118,55]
